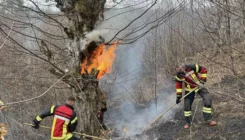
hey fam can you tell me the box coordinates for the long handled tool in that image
[141,86,199,133]
[23,123,107,140]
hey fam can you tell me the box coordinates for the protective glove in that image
[32,119,40,129]
[176,97,181,104]
[198,80,205,88]
[200,80,205,85]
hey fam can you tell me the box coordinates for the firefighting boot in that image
[184,124,190,129]
[209,120,217,126]
[184,115,192,129]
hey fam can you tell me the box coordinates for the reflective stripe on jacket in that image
[175,64,207,96]
[35,104,78,139]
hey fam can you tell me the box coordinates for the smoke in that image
[97,1,180,138]
[59,0,181,137]
[77,30,107,51]
[108,92,178,137]
[85,30,108,42]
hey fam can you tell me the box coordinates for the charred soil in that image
[140,76,245,140]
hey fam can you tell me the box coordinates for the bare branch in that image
[0,22,15,49]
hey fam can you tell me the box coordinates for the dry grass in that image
[0,124,8,140]
[184,43,245,86]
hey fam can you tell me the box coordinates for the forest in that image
[0,0,244,140]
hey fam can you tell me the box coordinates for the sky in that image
[23,0,60,12]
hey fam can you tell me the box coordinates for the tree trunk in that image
[190,0,195,53]
[217,0,223,47]
[73,79,101,136]
[243,0,245,34]
[224,0,231,48]
[223,0,236,75]
[53,0,106,137]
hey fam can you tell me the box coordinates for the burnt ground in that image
[110,76,245,140]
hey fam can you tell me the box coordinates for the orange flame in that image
[80,42,118,79]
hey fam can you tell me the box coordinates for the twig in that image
[23,123,107,140]
[189,99,200,140]
[141,87,199,133]
[212,90,245,103]
[0,22,15,49]
[121,85,146,107]
[107,0,158,43]
[181,75,245,102]
[1,74,67,106]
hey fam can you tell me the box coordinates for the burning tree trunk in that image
[72,41,117,136]
[73,71,101,136]
[52,0,112,137]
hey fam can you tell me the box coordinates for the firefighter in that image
[32,96,79,140]
[98,93,107,130]
[175,64,217,129]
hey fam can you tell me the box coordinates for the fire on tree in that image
[49,0,115,137]
[80,42,118,79]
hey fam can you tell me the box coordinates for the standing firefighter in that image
[32,97,79,140]
[175,64,217,129]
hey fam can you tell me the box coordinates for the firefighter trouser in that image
[184,88,212,124]
[51,133,79,140]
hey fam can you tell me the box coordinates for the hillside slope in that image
[139,46,245,140]
[142,76,245,140]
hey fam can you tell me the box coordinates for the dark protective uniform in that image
[175,64,212,124]
[33,103,79,140]
[98,93,107,130]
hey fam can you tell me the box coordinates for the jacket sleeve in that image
[175,73,184,97]
[186,64,208,82]
[68,112,78,132]
[198,65,207,82]
[34,105,57,123]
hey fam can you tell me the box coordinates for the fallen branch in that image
[23,123,107,140]
[0,22,15,49]
[212,90,245,103]
[141,87,199,133]
[189,99,200,140]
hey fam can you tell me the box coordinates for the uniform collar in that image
[65,103,74,110]
[177,72,185,77]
